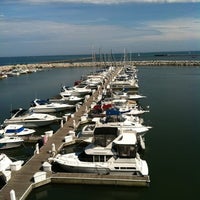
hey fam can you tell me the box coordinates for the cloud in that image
[144,17,200,41]
[17,0,200,4]
[0,16,199,56]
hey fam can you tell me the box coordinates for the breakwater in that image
[1,60,200,72]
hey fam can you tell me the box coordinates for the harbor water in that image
[1,61,200,199]
[1,51,200,66]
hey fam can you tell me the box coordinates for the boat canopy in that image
[5,125,24,133]
[31,99,49,105]
[84,143,114,155]
[93,127,119,147]
[113,133,137,145]
[106,108,120,116]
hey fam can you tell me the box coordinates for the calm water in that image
[1,51,200,66]
[1,64,200,199]
[0,66,94,161]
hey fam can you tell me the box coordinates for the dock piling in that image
[52,143,56,156]
[35,143,39,154]
[10,190,16,200]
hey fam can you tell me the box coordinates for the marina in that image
[0,56,200,200]
[1,0,200,197]
[0,63,151,199]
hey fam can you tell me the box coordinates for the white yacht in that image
[29,99,75,113]
[101,110,151,134]
[0,153,13,172]
[60,85,92,97]
[0,153,24,183]
[3,108,59,128]
[112,91,146,100]
[0,134,24,149]
[78,123,96,137]
[49,95,83,104]
[84,77,103,89]
[0,124,35,136]
[110,99,148,115]
[110,76,139,90]
[51,126,148,176]
[123,106,149,115]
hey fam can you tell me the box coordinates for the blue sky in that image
[0,0,200,57]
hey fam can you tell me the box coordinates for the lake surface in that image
[1,65,200,199]
[1,51,200,66]
[0,66,94,161]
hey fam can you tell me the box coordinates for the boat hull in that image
[0,142,23,150]
[58,164,110,175]
[3,119,57,128]
[29,106,74,113]
[53,153,148,176]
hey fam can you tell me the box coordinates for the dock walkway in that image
[0,66,150,200]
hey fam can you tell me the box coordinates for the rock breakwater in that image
[1,60,200,74]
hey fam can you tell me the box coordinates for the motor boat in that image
[0,153,24,183]
[105,98,148,115]
[123,106,149,115]
[49,95,83,104]
[77,123,96,137]
[29,99,75,113]
[100,108,151,134]
[110,78,139,90]
[0,124,35,136]
[0,153,13,172]
[112,91,146,100]
[83,77,103,89]
[60,85,92,97]
[0,134,24,149]
[3,108,59,128]
[51,126,148,176]
[78,122,146,148]
[0,154,24,171]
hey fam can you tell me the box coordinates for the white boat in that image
[49,95,83,104]
[77,123,96,137]
[73,84,92,95]
[84,77,103,89]
[123,107,149,115]
[102,98,148,115]
[103,108,151,133]
[51,126,148,176]
[0,134,24,149]
[0,124,35,136]
[60,85,92,97]
[106,121,150,134]
[112,91,146,100]
[79,122,146,148]
[66,96,83,104]
[0,153,24,183]
[3,108,59,128]
[110,73,139,90]
[29,99,75,113]
[0,153,13,172]
[110,99,148,115]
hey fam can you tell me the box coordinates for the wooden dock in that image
[0,67,150,200]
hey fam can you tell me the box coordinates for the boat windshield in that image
[11,109,27,117]
[5,126,24,133]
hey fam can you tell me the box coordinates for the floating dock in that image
[0,66,150,200]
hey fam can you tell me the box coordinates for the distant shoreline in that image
[1,60,200,72]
